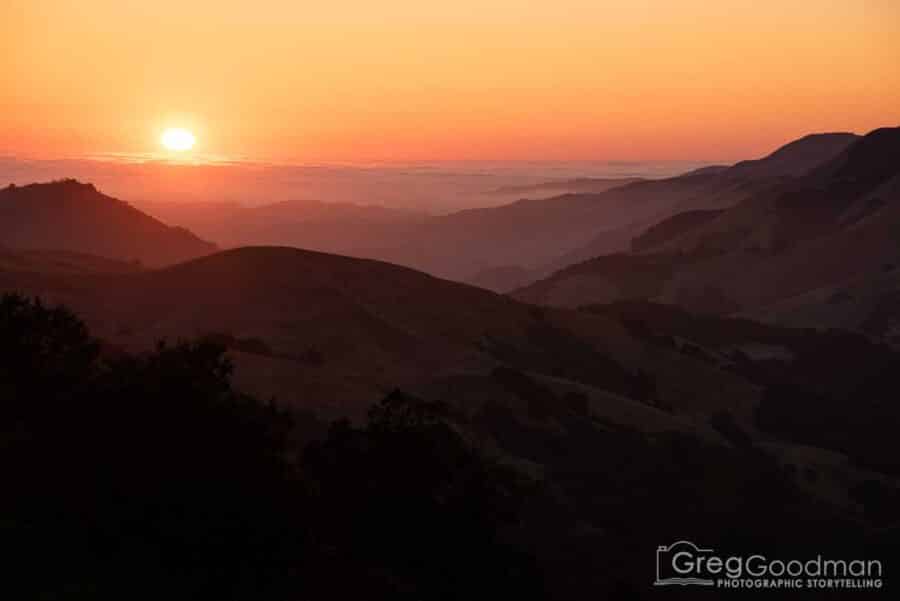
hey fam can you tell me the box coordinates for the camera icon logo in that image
[655,540,716,586]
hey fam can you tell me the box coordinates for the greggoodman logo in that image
[655,541,884,591]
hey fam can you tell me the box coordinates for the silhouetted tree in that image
[2,295,300,600]
[2,295,542,601]
[301,390,543,600]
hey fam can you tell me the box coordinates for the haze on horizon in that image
[2,0,899,164]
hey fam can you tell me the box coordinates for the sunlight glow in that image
[161,128,196,152]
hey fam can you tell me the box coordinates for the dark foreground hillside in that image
[1,294,541,601]
[4,294,898,600]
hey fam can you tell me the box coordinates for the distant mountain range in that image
[136,197,428,258]
[4,127,894,342]
[514,126,900,341]
[3,128,894,345]
[363,131,861,284]
[0,131,866,293]
[120,132,857,291]
[486,176,644,197]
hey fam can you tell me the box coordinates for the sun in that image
[161,128,196,152]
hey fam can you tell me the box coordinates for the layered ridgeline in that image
[3,128,899,596]
[515,127,900,340]
[125,132,858,292]
[138,196,429,259]
[0,246,721,417]
[2,243,899,597]
[2,244,899,596]
[0,180,216,266]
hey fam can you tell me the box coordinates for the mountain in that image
[748,265,900,342]
[0,246,698,417]
[466,264,537,293]
[136,197,428,260]
[629,208,726,252]
[729,132,859,178]
[487,177,642,197]
[585,300,900,475]
[0,243,892,464]
[4,129,897,598]
[513,127,900,338]
[359,170,774,284]
[4,244,896,472]
[544,132,862,266]
[0,247,143,275]
[0,180,216,266]
[809,126,900,194]
[4,244,898,597]
[119,132,862,292]
[362,131,861,284]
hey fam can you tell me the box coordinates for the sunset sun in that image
[161,128,196,152]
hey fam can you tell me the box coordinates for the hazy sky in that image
[3,1,899,162]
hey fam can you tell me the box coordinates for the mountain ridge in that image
[729,132,859,178]
[512,126,900,336]
[0,179,216,266]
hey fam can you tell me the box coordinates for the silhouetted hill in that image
[630,209,725,251]
[810,126,900,193]
[420,131,856,283]
[551,132,862,264]
[487,177,642,197]
[467,264,537,293]
[4,250,899,598]
[729,132,859,178]
[748,265,900,342]
[0,246,764,422]
[2,294,543,600]
[4,132,898,600]
[136,196,427,259]
[364,170,780,285]
[0,180,216,266]
[513,252,696,310]
[0,247,142,274]
[114,131,864,291]
[681,164,729,176]
[586,300,900,474]
[512,127,900,338]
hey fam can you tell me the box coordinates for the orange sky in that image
[3,0,899,162]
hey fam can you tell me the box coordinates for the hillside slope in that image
[0,246,757,422]
[513,127,900,336]
[0,180,216,266]
[729,132,858,178]
[3,245,898,596]
[128,132,854,289]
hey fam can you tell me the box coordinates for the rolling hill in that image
[728,132,858,177]
[138,197,428,255]
[0,247,143,275]
[0,180,216,266]
[486,176,642,197]
[0,244,893,475]
[3,243,898,597]
[0,246,746,420]
[514,126,900,339]
[336,130,864,285]
[125,131,859,291]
